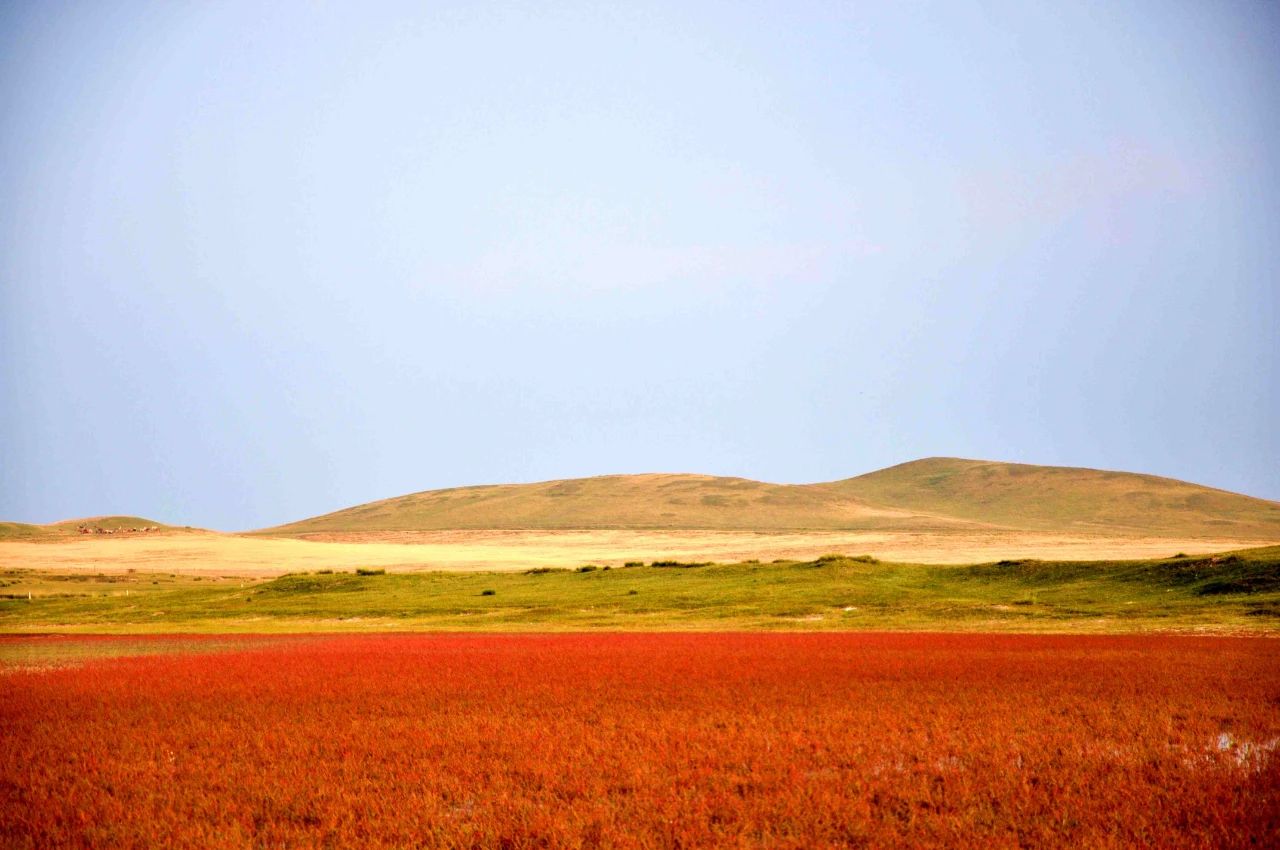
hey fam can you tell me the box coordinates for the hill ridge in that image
[258,458,1280,539]
[0,515,174,541]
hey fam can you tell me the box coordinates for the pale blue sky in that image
[2,1,1276,530]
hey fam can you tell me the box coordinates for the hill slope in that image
[832,458,1280,537]
[261,459,1280,539]
[0,516,172,541]
[262,474,964,535]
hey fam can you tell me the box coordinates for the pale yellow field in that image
[2,529,1276,576]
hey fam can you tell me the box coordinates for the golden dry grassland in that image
[2,527,1277,577]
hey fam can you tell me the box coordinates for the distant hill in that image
[260,458,1280,539]
[0,516,173,541]
[830,458,1280,537]
[260,474,964,535]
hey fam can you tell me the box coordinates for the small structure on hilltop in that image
[76,524,160,535]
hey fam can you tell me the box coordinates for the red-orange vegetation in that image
[1,633,1276,848]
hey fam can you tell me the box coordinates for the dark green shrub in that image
[356,568,386,576]
[481,589,496,596]
[624,561,644,568]
[577,565,599,573]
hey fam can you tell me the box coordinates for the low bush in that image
[356,568,386,576]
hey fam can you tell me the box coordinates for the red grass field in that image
[2,633,1277,848]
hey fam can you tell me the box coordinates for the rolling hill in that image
[0,516,173,541]
[830,458,1280,536]
[260,474,961,535]
[260,458,1280,539]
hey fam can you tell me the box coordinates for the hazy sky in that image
[2,1,1277,530]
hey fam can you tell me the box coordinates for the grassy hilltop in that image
[260,458,1280,539]
[0,516,172,541]
[259,473,957,535]
[833,457,1280,535]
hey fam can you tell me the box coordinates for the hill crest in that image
[260,458,1280,539]
[0,516,174,541]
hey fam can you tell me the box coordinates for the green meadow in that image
[2,547,1277,635]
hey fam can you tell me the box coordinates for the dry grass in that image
[261,472,957,535]
[835,457,1280,536]
[1,528,1276,577]
[259,458,1280,539]
[0,515,175,541]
